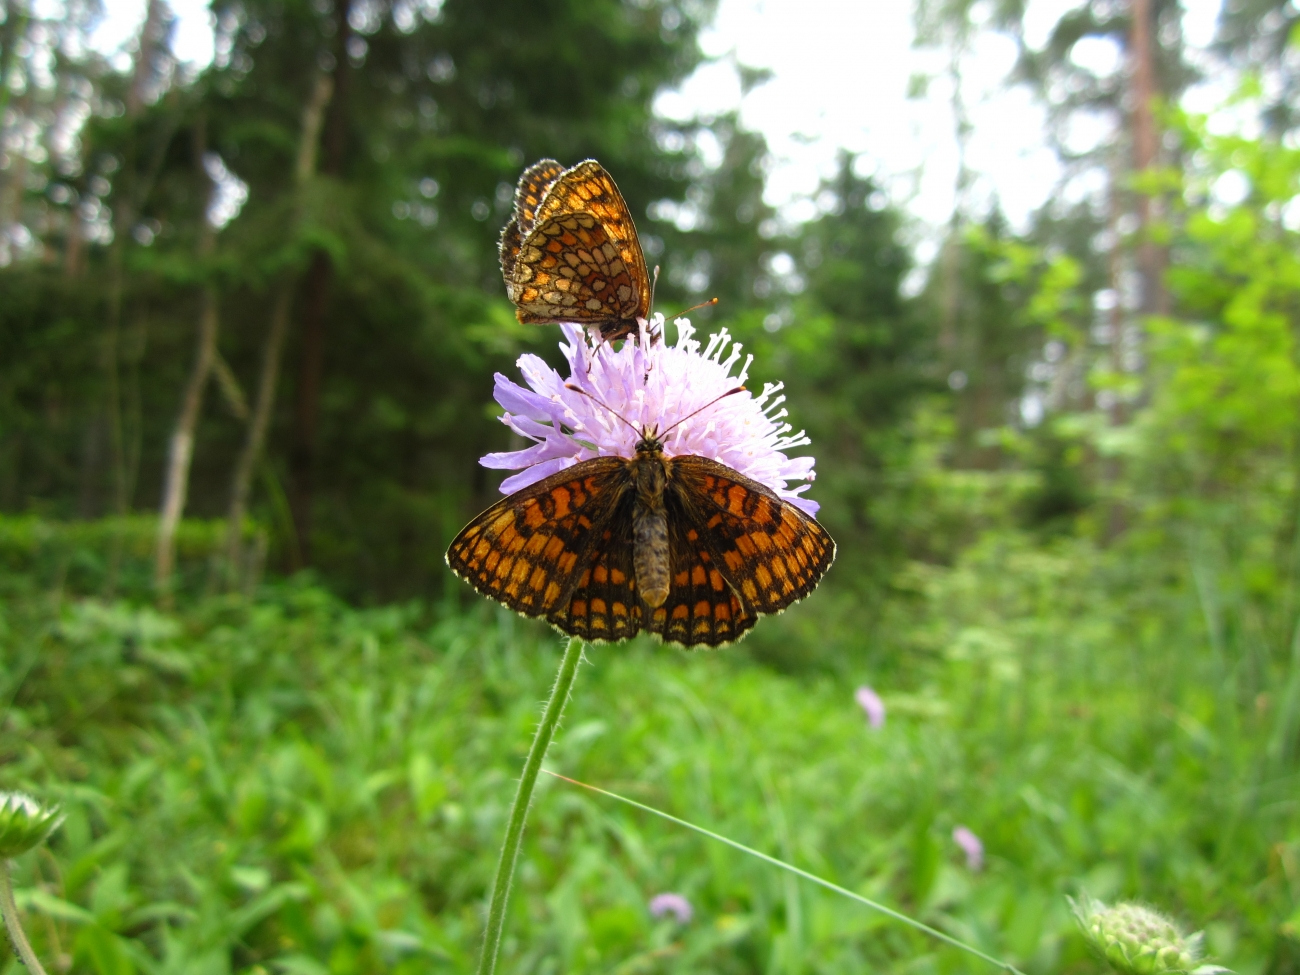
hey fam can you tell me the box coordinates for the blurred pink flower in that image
[855,686,885,729]
[649,892,693,923]
[953,825,984,871]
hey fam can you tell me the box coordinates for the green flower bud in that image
[0,792,63,859]
[1068,894,1231,975]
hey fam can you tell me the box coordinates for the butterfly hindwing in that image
[545,493,644,643]
[646,512,755,646]
[667,455,836,616]
[445,457,631,618]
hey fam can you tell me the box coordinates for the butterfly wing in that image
[514,158,566,235]
[666,456,835,619]
[503,160,650,338]
[642,514,756,647]
[446,457,631,619]
[500,159,566,282]
[545,493,645,643]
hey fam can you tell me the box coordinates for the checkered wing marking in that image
[514,159,566,235]
[505,160,649,339]
[645,512,755,647]
[445,457,631,618]
[668,456,836,616]
[500,159,565,283]
[545,494,644,643]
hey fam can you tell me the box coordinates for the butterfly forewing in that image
[445,457,630,617]
[499,159,565,284]
[499,159,650,340]
[666,455,836,616]
[514,159,566,235]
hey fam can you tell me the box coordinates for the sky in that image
[93,0,1227,235]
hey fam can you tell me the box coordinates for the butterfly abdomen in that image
[633,503,670,608]
[631,453,671,609]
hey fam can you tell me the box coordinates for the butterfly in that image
[499,159,652,342]
[445,422,835,649]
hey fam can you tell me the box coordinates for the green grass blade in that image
[542,769,1023,975]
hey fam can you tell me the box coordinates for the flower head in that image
[952,825,984,871]
[855,686,885,729]
[1069,894,1229,975]
[649,892,693,923]
[0,791,63,858]
[482,316,820,514]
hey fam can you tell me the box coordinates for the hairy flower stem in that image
[477,636,585,975]
[0,860,48,975]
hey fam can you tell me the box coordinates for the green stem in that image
[476,635,585,975]
[0,859,49,975]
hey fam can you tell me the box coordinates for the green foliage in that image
[3,520,1297,974]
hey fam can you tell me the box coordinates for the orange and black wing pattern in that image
[667,456,835,622]
[446,457,631,618]
[645,515,756,647]
[500,159,650,340]
[545,495,645,643]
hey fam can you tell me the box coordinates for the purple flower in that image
[481,315,820,514]
[648,892,693,923]
[855,686,885,729]
[952,825,983,871]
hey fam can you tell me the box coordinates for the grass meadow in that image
[2,520,1295,975]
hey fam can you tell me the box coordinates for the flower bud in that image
[0,792,63,859]
[1069,895,1232,975]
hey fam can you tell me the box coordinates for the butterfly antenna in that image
[657,386,746,441]
[666,296,718,322]
[564,384,643,437]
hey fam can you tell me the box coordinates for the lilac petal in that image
[648,892,693,923]
[492,373,554,420]
[498,457,575,494]
[855,686,885,729]
[480,438,572,471]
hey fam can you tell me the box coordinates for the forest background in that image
[3,0,1300,972]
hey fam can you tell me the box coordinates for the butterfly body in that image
[446,434,835,648]
[499,159,651,341]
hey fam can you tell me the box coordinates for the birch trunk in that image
[154,140,218,601]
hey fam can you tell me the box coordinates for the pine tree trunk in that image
[1129,0,1167,318]
[289,0,352,566]
[220,72,334,585]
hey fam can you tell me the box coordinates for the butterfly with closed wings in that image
[499,159,652,342]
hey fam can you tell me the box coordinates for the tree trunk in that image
[222,286,295,580]
[154,119,218,604]
[127,0,168,117]
[1129,0,1167,318]
[289,0,352,565]
[219,72,334,585]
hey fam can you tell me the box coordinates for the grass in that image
[0,524,1297,974]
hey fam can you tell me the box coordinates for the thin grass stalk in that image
[477,636,585,975]
[545,770,1025,975]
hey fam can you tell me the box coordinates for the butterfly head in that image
[635,429,665,455]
